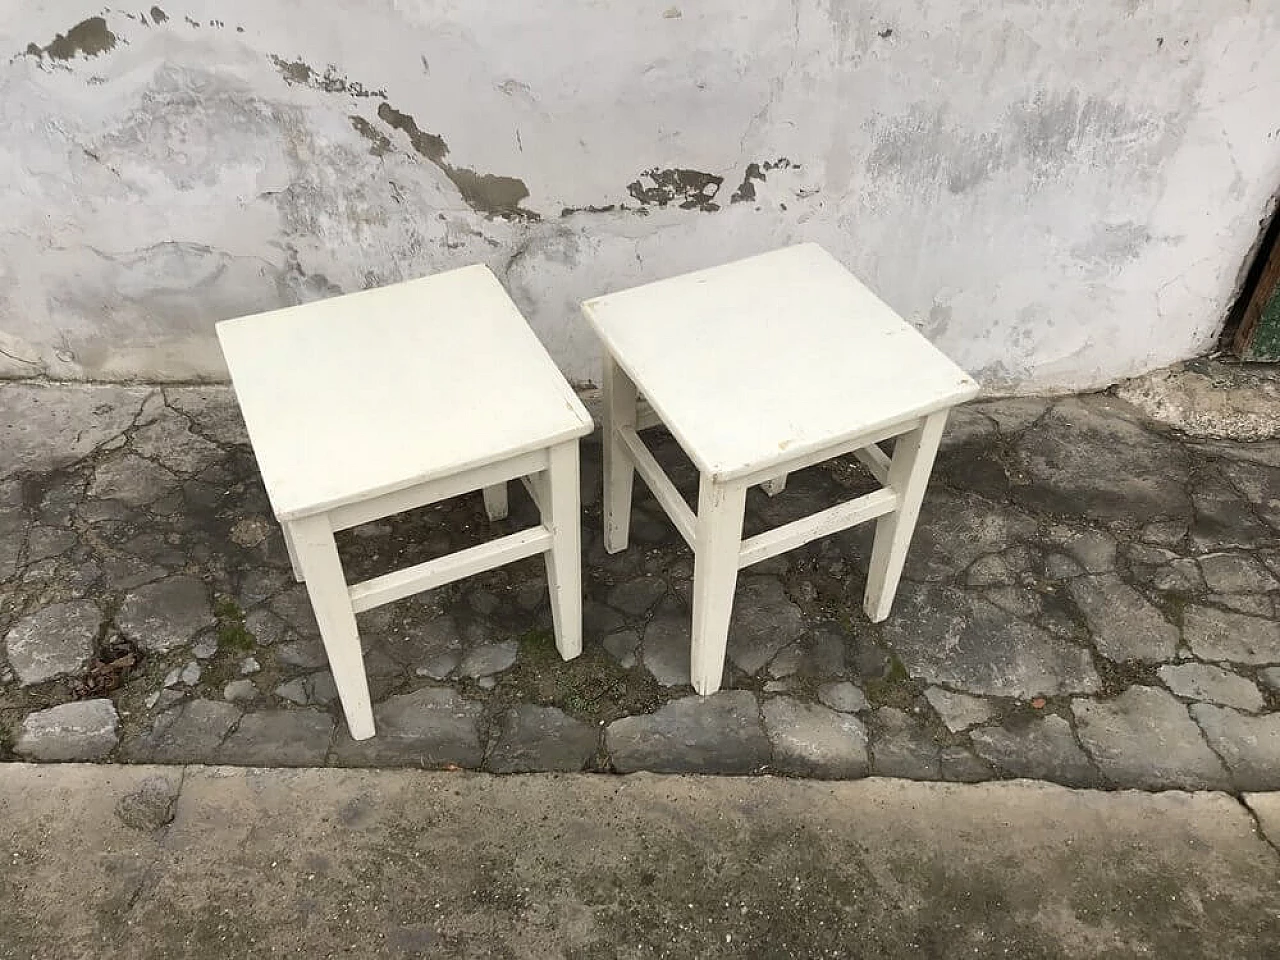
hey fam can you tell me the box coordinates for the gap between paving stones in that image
[1,382,1278,791]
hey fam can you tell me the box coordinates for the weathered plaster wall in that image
[2,1,1278,391]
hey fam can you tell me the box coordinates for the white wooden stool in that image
[218,265,593,739]
[583,243,979,695]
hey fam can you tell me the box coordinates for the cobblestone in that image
[4,600,100,685]
[14,699,119,760]
[3,384,1277,786]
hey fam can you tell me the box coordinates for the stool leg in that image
[543,440,583,660]
[761,475,788,497]
[690,478,747,695]
[281,523,304,582]
[602,356,638,554]
[287,515,376,740]
[482,482,509,521]
[863,410,949,622]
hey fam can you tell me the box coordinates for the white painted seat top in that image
[584,243,979,482]
[218,265,592,521]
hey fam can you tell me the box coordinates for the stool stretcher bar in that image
[349,526,553,614]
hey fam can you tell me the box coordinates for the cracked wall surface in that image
[1,2,1279,390]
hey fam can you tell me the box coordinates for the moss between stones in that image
[214,597,256,653]
[485,628,665,725]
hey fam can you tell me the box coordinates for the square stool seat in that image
[219,264,592,739]
[584,243,978,694]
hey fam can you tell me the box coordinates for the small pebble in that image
[240,657,261,676]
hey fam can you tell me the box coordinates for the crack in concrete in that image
[1238,795,1280,862]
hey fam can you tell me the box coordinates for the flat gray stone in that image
[1158,663,1265,712]
[14,699,119,761]
[115,775,180,831]
[220,709,335,767]
[1216,458,1280,532]
[458,640,517,678]
[26,525,77,562]
[607,691,769,775]
[1260,667,1280,693]
[1245,793,1280,850]
[1042,524,1117,573]
[969,715,1101,788]
[415,650,460,680]
[966,555,1014,587]
[165,386,250,445]
[268,587,321,638]
[1190,705,1280,791]
[1199,553,1278,594]
[902,489,1039,582]
[192,637,217,659]
[487,705,599,773]
[274,678,309,705]
[4,600,100,685]
[1141,520,1188,547]
[602,630,639,669]
[970,397,1051,434]
[0,383,148,480]
[606,577,666,616]
[240,657,261,675]
[222,679,258,702]
[1066,575,1178,663]
[939,746,993,783]
[762,697,868,779]
[131,409,223,474]
[1190,477,1274,552]
[767,626,846,679]
[125,699,241,764]
[116,577,212,654]
[642,614,692,687]
[583,601,625,640]
[1072,686,1231,790]
[88,453,177,506]
[1210,594,1275,617]
[726,578,804,676]
[331,687,484,767]
[817,681,868,713]
[275,638,329,670]
[1184,606,1280,665]
[178,660,201,686]
[1010,398,1190,521]
[308,671,339,705]
[924,687,994,733]
[244,608,291,646]
[882,583,1100,698]
[868,707,940,780]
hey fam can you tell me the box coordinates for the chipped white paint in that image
[1,1,1279,392]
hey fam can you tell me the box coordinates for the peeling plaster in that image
[25,17,118,61]
[0,2,1278,391]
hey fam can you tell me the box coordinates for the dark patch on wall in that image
[627,168,723,211]
[560,204,617,217]
[270,56,386,98]
[150,6,168,23]
[375,102,535,219]
[184,16,199,27]
[730,158,795,203]
[350,116,392,156]
[27,17,117,60]
[878,27,894,39]
[376,102,448,163]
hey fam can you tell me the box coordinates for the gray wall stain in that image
[627,169,724,211]
[349,116,391,156]
[270,56,386,98]
[26,17,117,60]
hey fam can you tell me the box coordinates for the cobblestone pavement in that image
[1,382,1278,789]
